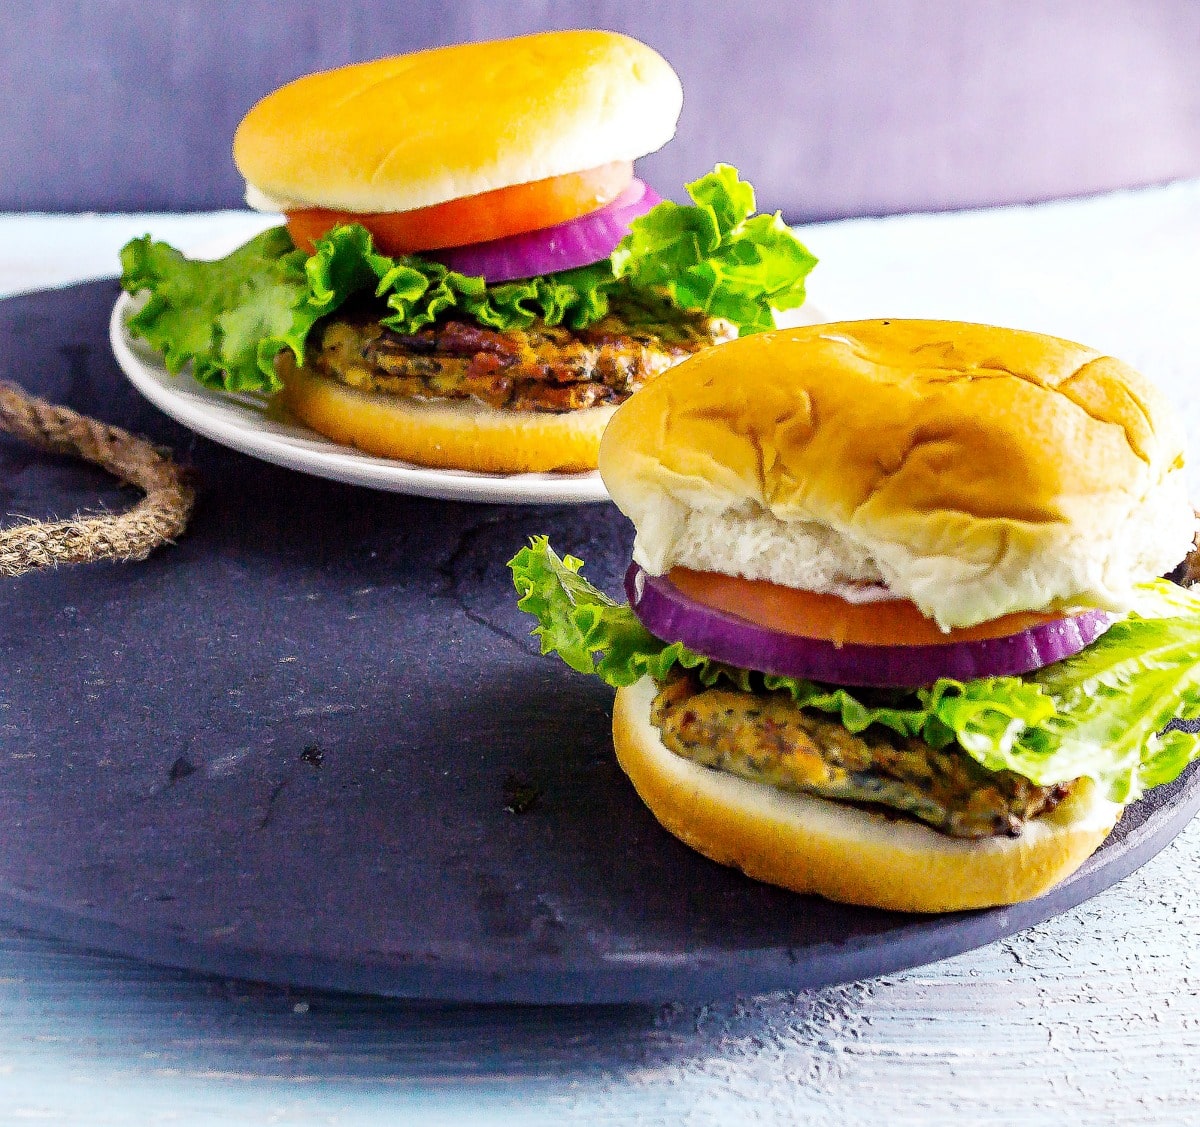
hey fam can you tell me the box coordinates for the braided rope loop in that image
[0,381,194,577]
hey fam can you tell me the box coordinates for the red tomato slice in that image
[284,161,634,255]
[667,568,1068,647]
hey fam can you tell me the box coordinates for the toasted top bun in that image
[233,30,682,214]
[599,320,1194,629]
[613,675,1122,911]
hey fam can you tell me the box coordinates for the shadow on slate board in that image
[0,280,1198,1004]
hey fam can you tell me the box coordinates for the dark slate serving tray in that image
[1,281,1197,1004]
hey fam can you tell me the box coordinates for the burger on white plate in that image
[511,319,1200,912]
[118,30,816,474]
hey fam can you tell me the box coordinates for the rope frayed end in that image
[0,380,195,577]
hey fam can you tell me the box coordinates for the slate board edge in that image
[0,771,1194,1006]
[4,280,1199,1006]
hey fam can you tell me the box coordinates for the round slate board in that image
[1,281,1198,1004]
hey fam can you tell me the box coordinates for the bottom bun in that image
[277,354,616,473]
[612,676,1123,912]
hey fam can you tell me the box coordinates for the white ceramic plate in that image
[110,291,827,504]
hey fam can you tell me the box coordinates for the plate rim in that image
[108,291,612,505]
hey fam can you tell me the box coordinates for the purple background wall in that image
[3,1,1200,219]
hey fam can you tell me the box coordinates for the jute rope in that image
[0,381,194,577]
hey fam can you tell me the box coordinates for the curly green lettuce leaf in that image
[509,541,1200,802]
[1004,579,1200,802]
[508,538,1056,754]
[372,165,816,336]
[508,535,680,685]
[374,257,619,334]
[120,225,379,393]
[613,164,818,333]
[119,165,817,393]
[119,226,618,393]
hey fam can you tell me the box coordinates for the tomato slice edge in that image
[284,161,634,255]
[667,568,1069,647]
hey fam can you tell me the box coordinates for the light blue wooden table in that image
[3,186,1200,1122]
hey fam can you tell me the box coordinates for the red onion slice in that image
[626,565,1113,688]
[431,180,661,283]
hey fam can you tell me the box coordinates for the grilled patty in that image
[651,673,1074,839]
[306,305,735,413]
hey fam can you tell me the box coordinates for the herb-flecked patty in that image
[305,303,735,413]
[651,673,1075,839]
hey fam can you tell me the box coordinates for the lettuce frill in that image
[119,165,817,395]
[509,537,1200,804]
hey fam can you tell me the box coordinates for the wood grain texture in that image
[2,185,1200,1120]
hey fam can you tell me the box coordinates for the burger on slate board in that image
[512,320,1200,912]
[118,30,816,473]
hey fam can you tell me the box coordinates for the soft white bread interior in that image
[613,675,1122,912]
[233,30,683,213]
[598,320,1193,629]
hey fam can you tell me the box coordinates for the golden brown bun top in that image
[233,30,682,213]
[599,319,1193,628]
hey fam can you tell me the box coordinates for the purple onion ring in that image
[626,564,1112,688]
[431,180,661,283]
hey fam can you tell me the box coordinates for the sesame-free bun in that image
[277,353,615,473]
[613,676,1122,912]
[599,320,1194,629]
[233,30,683,213]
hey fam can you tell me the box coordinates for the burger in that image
[511,319,1200,912]
[118,30,817,473]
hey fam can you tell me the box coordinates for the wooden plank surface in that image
[2,185,1199,1121]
